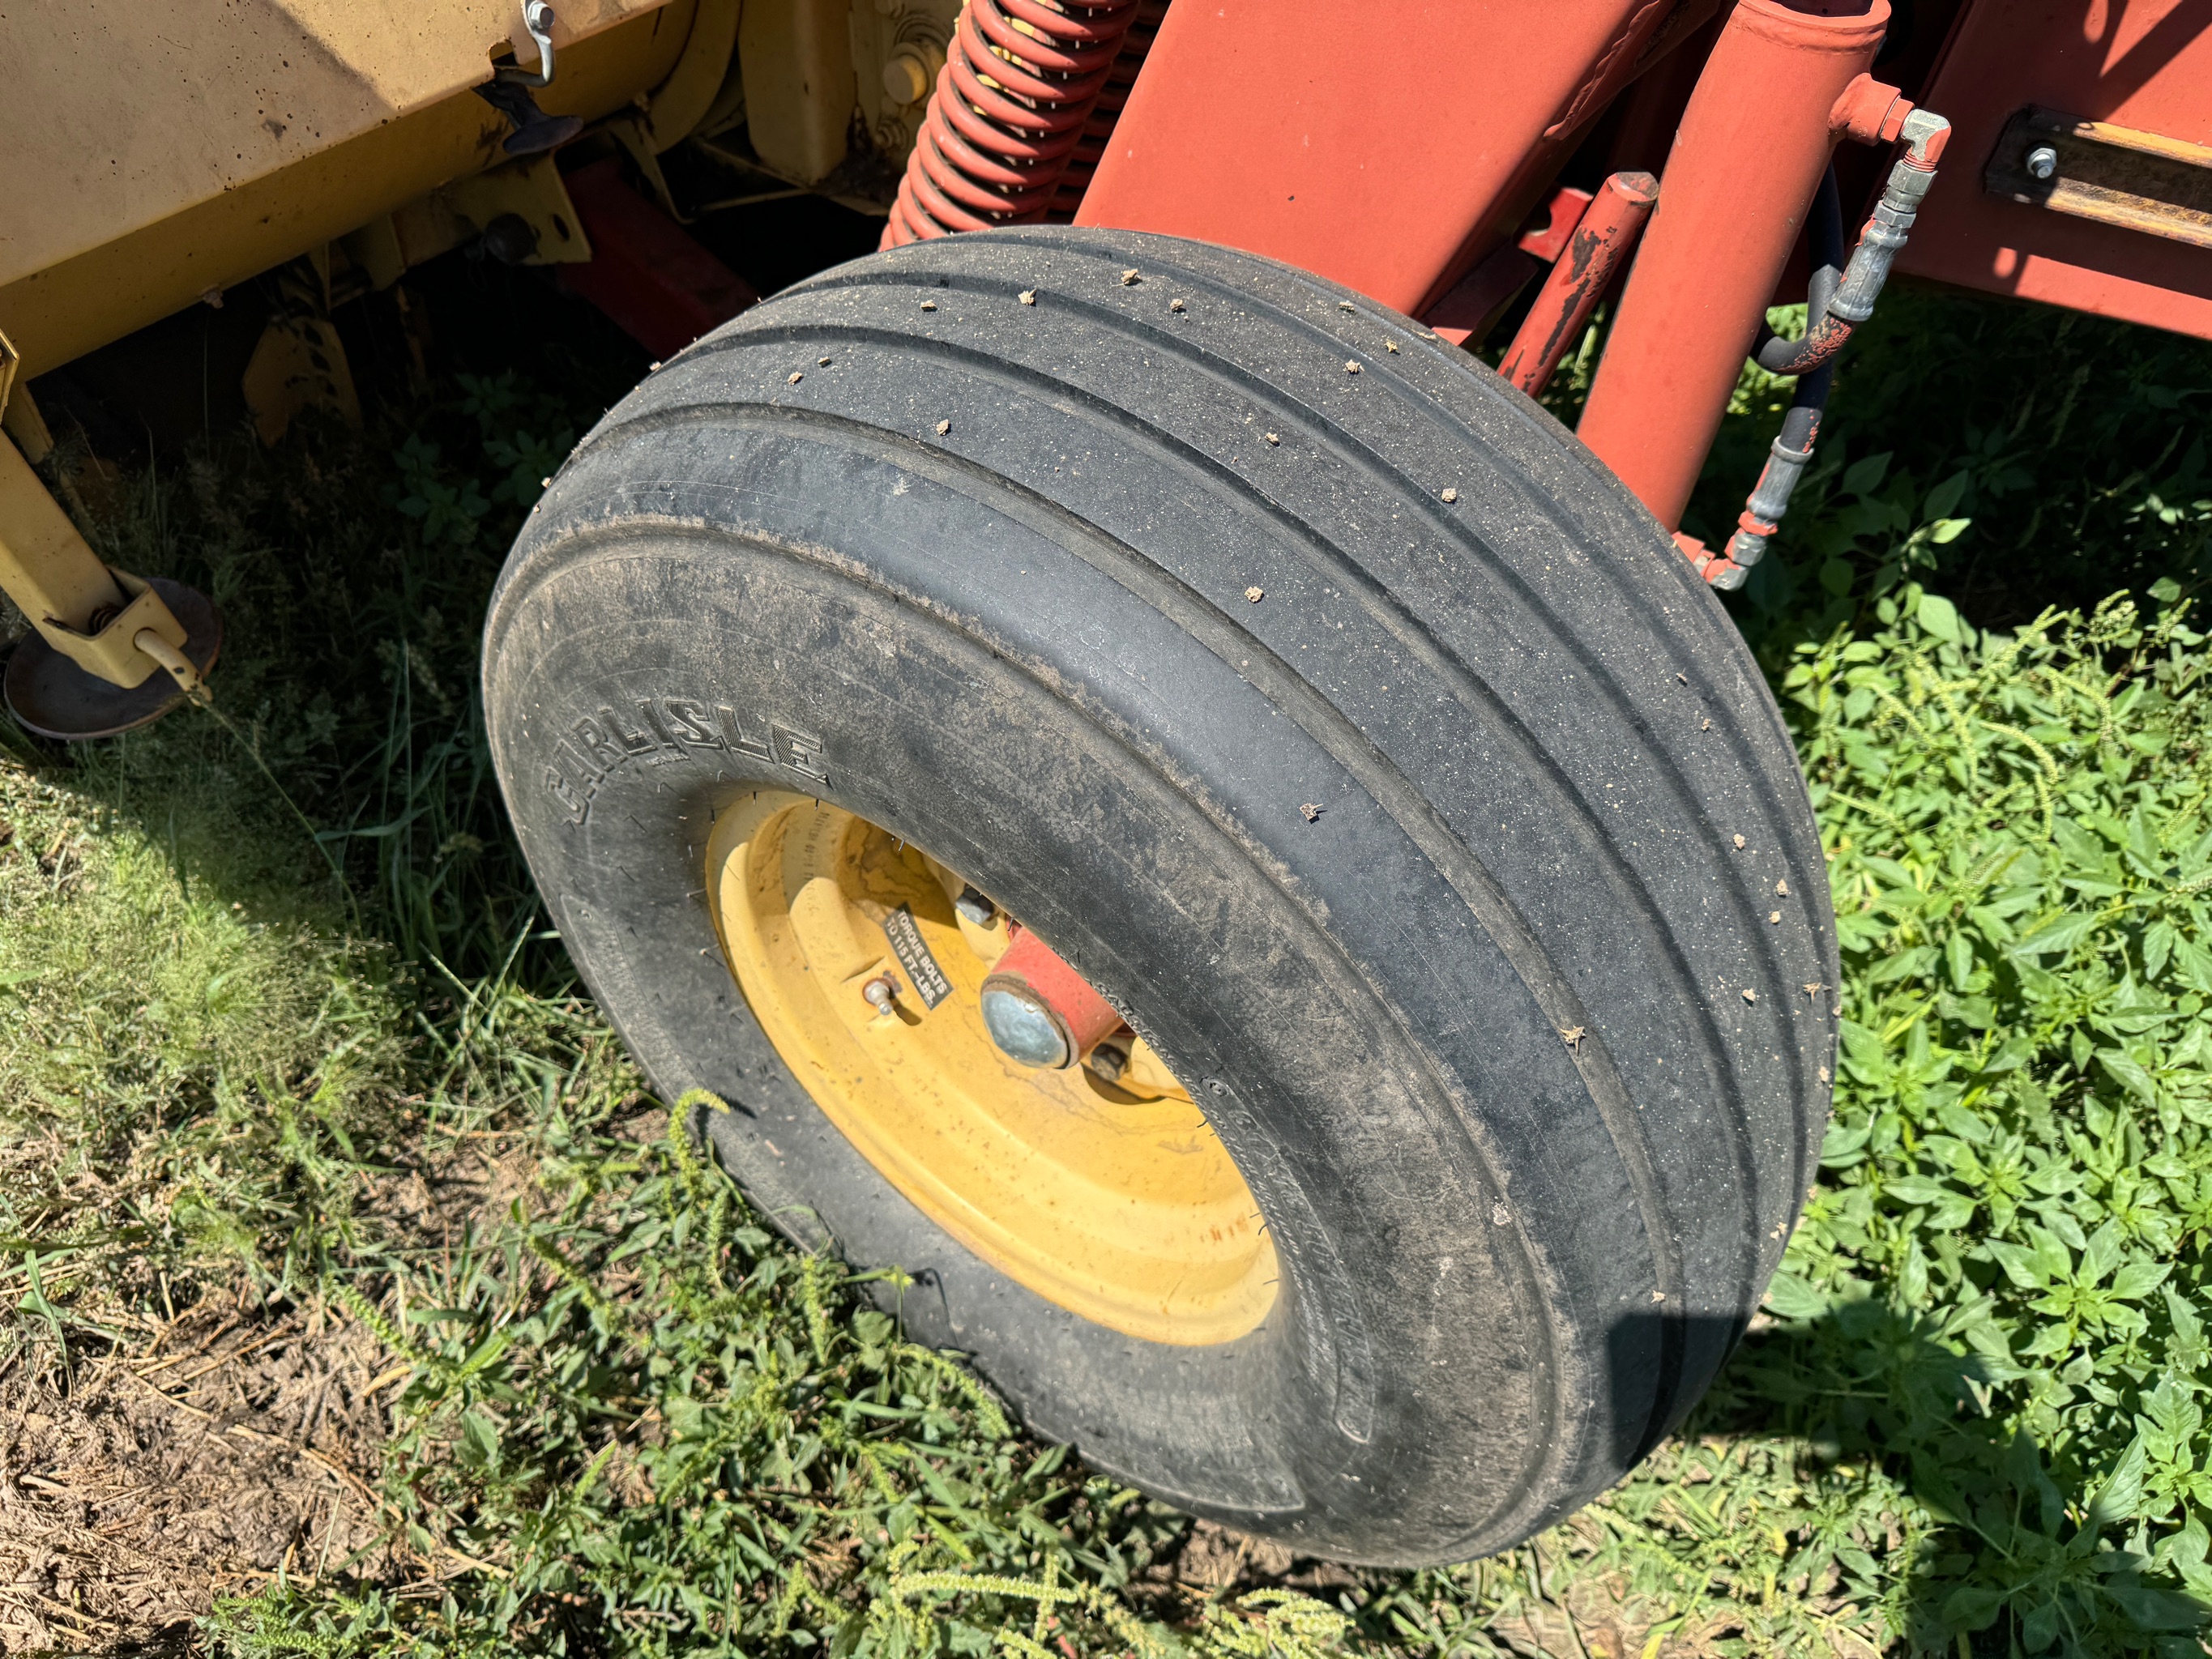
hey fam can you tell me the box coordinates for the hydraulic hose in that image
[1723,164,1844,572]
[1715,106,1949,581]
[1748,114,1946,378]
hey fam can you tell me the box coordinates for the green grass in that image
[4,278,2212,1658]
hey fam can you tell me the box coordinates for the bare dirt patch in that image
[0,1094,607,1654]
[0,1292,394,1653]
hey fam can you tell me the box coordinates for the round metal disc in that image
[4,578,224,741]
[979,985,1072,1068]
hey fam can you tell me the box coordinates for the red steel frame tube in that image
[1498,171,1659,396]
[1576,0,1890,531]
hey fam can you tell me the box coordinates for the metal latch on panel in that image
[477,1,584,157]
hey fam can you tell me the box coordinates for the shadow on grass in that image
[5,254,651,985]
[1603,1305,2204,1657]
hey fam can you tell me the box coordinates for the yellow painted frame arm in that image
[0,431,186,691]
[643,0,744,151]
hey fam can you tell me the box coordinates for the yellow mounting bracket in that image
[0,424,189,691]
[0,328,220,739]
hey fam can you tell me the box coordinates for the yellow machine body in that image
[0,0,712,382]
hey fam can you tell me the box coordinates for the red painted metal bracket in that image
[1498,172,1659,394]
[1425,184,1599,348]
[559,160,759,358]
[1896,0,2212,343]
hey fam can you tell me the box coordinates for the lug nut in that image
[2026,145,2058,181]
[861,974,899,1016]
[954,885,997,926]
[1087,1042,1129,1084]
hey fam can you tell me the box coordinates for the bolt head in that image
[2027,145,2058,180]
[954,886,996,926]
[882,51,932,105]
[480,212,539,265]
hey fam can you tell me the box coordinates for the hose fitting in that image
[1723,164,1844,572]
[1751,107,1949,378]
[1824,156,1936,324]
[1723,425,1818,569]
[1722,109,1950,572]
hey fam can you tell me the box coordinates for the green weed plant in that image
[1769,584,2211,1652]
[1689,290,2212,642]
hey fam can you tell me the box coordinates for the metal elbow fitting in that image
[1756,112,1949,363]
[1898,106,1951,168]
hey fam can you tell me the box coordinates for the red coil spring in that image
[882,0,1151,247]
[1049,0,1168,219]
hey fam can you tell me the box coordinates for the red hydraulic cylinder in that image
[1498,171,1659,397]
[1575,0,1890,531]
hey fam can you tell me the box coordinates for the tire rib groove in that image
[489,228,1838,1559]
[515,501,1574,1552]
[700,287,1821,1176]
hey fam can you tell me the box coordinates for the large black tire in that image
[482,227,1837,1566]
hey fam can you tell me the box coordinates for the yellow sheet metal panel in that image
[0,4,694,377]
[0,0,678,292]
[740,0,855,185]
[641,0,742,151]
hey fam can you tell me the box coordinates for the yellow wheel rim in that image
[705,791,1278,1346]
